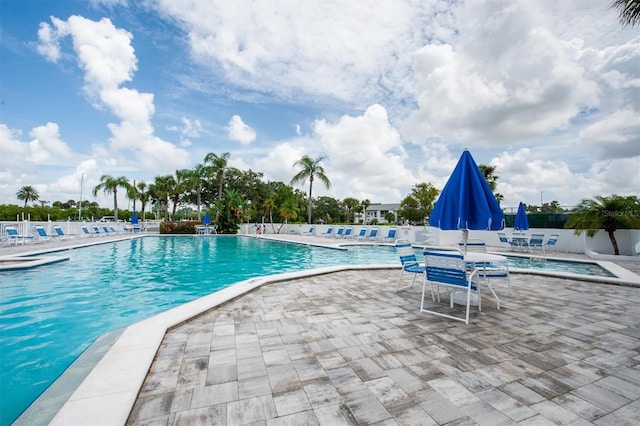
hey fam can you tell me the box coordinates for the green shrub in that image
[159,220,200,234]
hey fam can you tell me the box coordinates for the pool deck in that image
[6,234,640,425]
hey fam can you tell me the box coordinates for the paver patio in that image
[128,269,640,425]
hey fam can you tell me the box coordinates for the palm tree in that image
[149,175,175,221]
[127,180,139,212]
[171,169,192,219]
[263,198,276,232]
[290,155,331,224]
[277,199,298,233]
[92,175,130,222]
[361,199,371,225]
[342,197,360,224]
[204,152,230,200]
[611,0,640,26]
[137,181,149,221]
[16,185,40,208]
[565,194,640,255]
[188,163,208,220]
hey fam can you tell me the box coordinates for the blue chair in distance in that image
[321,226,334,237]
[34,225,53,240]
[383,228,397,242]
[367,227,379,240]
[4,225,34,245]
[544,234,559,252]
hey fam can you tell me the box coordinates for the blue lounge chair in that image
[81,225,96,237]
[343,227,353,238]
[395,239,425,292]
[34,225,53,240]
[321,226,334,237]
[53,225,74,239]
[528,233,545,253]
[383,228,397,242]
[355,227,368,239]
[302,226,315,236]
[335,226,345,238]
[497,232,511,250]
[4,225,34,245]
[367,227,379,240]
[422,251,480,324]
[544,234,559,252]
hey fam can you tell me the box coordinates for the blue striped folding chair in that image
[395,239,425,292]
[422,251,480,324]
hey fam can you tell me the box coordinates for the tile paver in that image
[127,269,640,425]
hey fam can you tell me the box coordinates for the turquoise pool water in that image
[0,236,617,424]
[0,236,400,425]
[505,255,617,277]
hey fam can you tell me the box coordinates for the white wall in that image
[241,223,640,256]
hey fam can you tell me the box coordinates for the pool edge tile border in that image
[49,264,395,426]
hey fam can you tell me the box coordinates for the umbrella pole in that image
[462,229,469,255]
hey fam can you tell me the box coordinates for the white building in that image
[355,203,401,224]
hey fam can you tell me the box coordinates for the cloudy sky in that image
[1,0,638,212]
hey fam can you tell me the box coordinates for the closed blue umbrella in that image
[203,211,211,226]
[514,202,529,231]
[429,150,505,253]
[131,211,139,224]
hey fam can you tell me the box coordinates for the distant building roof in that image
[365,203,400,211]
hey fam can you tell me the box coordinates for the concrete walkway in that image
[127,268,640,425]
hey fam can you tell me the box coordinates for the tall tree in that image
[411,183,440,219]
[189,163,208,220]
[16,185,40,208]
[277,199,298,233]
[611,0,640,26]
[137,181,149,221]
[565,194,640,255]
[204,152,230,200]
[360,199,371,225]
[127,180,138,212]
[92,175,130,222]
[149,175,175,221]
[263,198,276,232]
[171,169,192,219]
[479,164,503,204]
[290,155,331,224]
[342,197,360,224]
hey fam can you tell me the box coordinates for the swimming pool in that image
[0,236,401,425]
